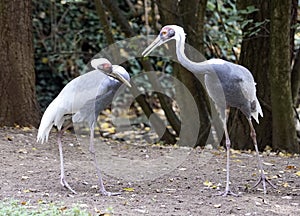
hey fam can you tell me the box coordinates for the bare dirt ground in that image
[0,126,299,215]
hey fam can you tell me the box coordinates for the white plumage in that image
[37,58,131,195]
[142,25,275,196]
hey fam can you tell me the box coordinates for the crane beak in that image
[109,71,132,88]
[142,36,164,57]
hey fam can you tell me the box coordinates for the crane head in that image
[106,65,131,88]
[142,25,185,57]
[91,58,131,88]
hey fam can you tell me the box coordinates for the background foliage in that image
[34,0,285,110]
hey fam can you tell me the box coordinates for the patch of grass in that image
[0,199,90,216]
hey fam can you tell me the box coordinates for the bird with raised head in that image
[142,25,275,196]
[37,58,131,195]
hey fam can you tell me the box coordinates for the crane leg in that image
[219,109,238,196]
[89,123,120,196]
[58,122,77,194]
[248,119,276,194]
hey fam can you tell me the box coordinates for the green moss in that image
[0,199,91,216]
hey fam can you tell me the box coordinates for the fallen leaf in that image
[271,175,280,179]
[94,207,101,213]
[255,201,262,206]
[23,189,30,193]
[203,180,213,187]
[101,122,111,129]
[22,127,32,132]
[37,199,45,204]
[286,165,297,170]
[18,149,28,154]
[230,149,241,154]
[263,162,275,166]
[59,206,67,211]
[21,201,27,205]
[105,127,116,133]
[282,182,289,188]
[21,176,29,180]
[123,187,135,192]
[214,204,222,208]
[211,185,218,189]
[91,185,98,189]
[5,136,13,141]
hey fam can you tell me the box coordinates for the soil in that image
[0,126,299,216]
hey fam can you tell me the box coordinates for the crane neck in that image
[175,34,212,74]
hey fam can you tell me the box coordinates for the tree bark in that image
[290,0,299,106]
[0,0,40,127]
[291,49,300,105]
[269,0,298,153]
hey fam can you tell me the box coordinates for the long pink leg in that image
[89,122,120,196]
[248,119,276,194]
[219,109,238,196]
[57,122,77,194]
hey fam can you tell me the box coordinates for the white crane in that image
[142,25,275,196]
[37,58,131,195]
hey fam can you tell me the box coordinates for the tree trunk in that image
[291,49,300,105]
[0,0,40,127]
[269,0,298,153]
[229,0,271,150]
[290,0,300,106]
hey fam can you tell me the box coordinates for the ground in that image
[0,126,299,216]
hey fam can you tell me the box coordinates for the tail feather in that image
[251,98,263,124]
[37,121,53,143]
[37,101,58,143]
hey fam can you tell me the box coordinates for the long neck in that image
[176,34,212,74]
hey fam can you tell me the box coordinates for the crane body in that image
[37,58,131,195]
[142,25,275,196]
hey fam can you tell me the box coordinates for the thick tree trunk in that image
[290,0,300,106]
[229,0,271,150]
[291,49,300,105]
[269,0,298,153]
[0,0,40,127]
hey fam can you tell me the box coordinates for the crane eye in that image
[98,63,112,73]
[161,30,167,36]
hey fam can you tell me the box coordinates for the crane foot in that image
[217,189,239,197]
[61,178,77,194]
[252,175,276,194]
[217,184,239,196]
